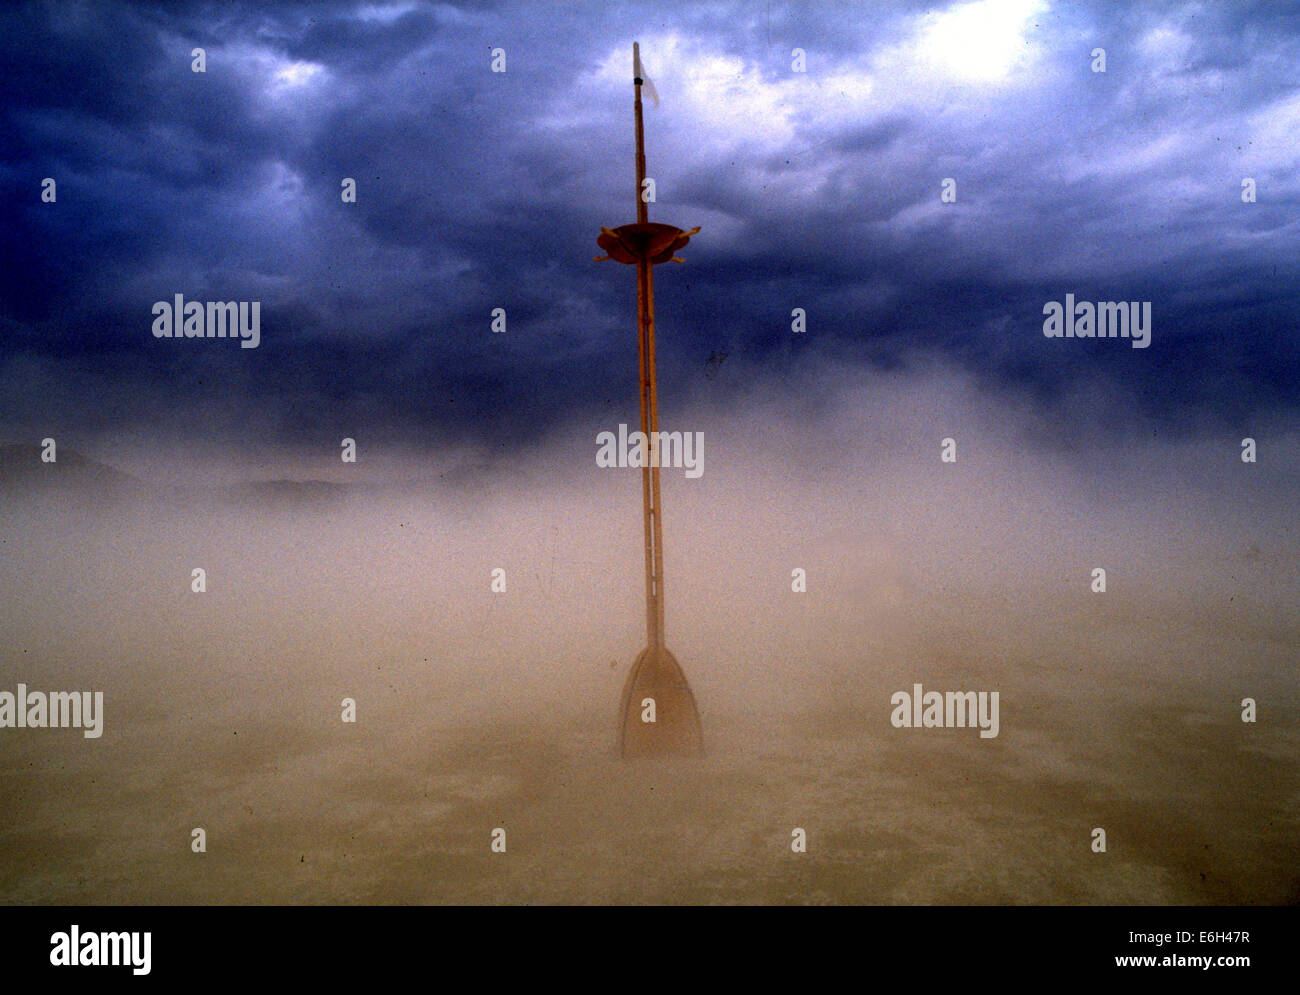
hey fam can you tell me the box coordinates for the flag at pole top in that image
[633,41,659,107]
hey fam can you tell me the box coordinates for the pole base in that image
[618,645,704,758]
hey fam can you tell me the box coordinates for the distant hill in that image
[0,445,362,510]
[0,444,146,502]
[0,444,487,511]
[220,479,354,509]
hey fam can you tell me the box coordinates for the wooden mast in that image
[596,43,704,757]
[633,42,665,651]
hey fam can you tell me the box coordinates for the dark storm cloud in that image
[1,0,1297,452]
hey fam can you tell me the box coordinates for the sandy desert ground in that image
[2,378,1297,905]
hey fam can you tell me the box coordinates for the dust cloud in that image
[2,360,1296,903]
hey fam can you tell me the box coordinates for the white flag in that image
[633,42,659,107]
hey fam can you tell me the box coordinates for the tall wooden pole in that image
[633,42,665,651]
[596,43,704,756]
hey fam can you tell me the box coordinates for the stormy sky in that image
[1,0,1298,463]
